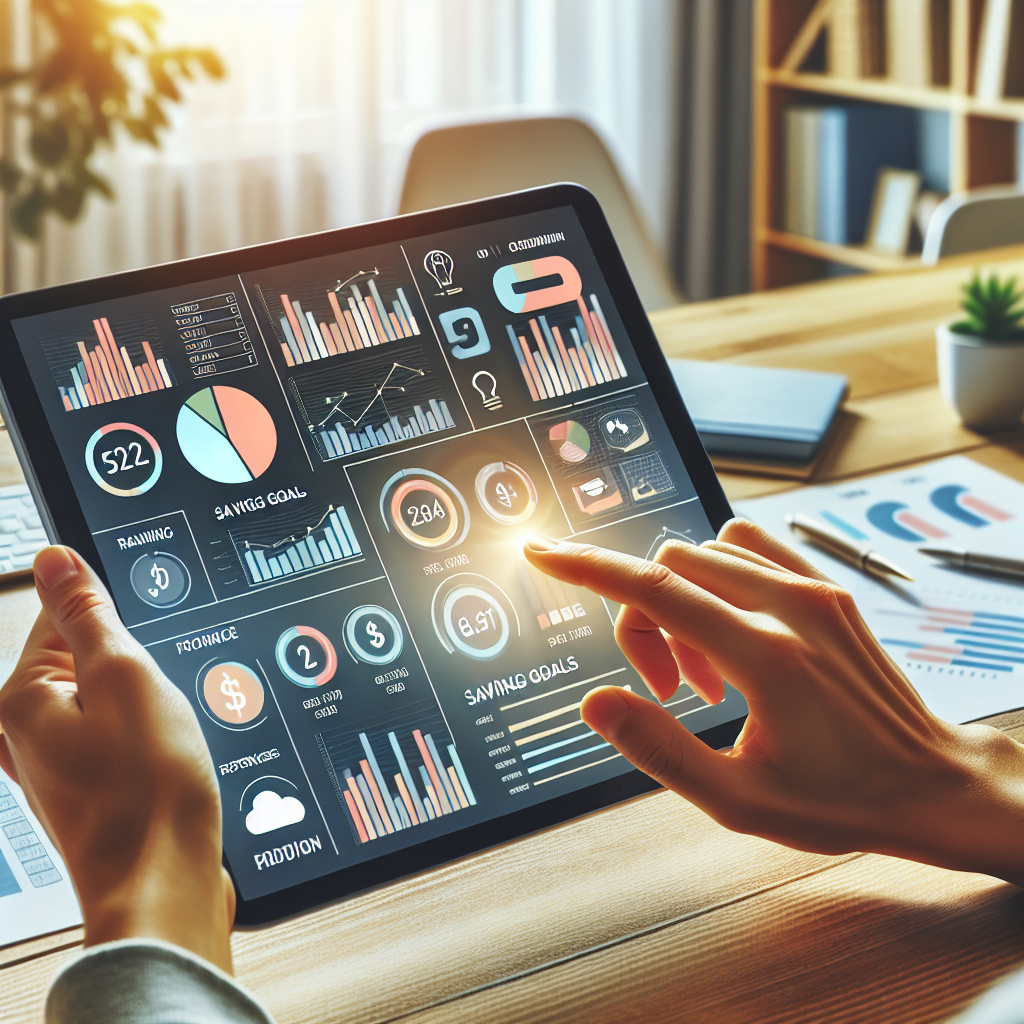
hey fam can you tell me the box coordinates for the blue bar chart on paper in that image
[228,502,363,586]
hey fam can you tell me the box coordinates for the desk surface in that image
[3,248,1024,1024]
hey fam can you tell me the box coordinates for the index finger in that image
[522,536,746,655]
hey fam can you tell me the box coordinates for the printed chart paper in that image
[738,456,1024,725]
[0,771,81,947]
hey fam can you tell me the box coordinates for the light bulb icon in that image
[472,370,503,411]
[424,250,454,290]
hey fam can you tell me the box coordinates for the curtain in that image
[672,0,753,300]
[3,0,681,293]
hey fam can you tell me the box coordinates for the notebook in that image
[669,360,848,476]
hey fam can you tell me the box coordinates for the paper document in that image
[0,770,81,946]
[737,456,1024,725]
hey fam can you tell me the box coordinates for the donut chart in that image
[275,626,338,688]
[176,386,277,484]
[380,469,470,550]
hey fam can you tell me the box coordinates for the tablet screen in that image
[10,203,744,902]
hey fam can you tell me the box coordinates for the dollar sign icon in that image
[220,671,247,718]
[365,620,386,648]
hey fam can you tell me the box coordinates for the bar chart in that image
[228,502,362,586]
[877,606,1024,676]
[41,315,177,411]
[263,268,421,366]
[288,343,456,462]
[316,703,476,845]
[506,293,626,403]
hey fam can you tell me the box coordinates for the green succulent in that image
[950,272,1024,341]
[0,0,224,240]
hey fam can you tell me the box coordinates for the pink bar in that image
[343,790,369,843]
[359,759,395,834]
[280,343,294,367]
[280,294,310,363]
[141,341,163,389]
[319,322,338,356]
[100,318,133,394]
[93,321,125,398]
[413,730,452,814]
[343,310,363,349]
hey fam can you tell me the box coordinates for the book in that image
[829,0,864,78]
[786,103,916,245]
[886,0,932,86]
[669,360,849,469]
[784,108,820,238]
[975,0,1024,100]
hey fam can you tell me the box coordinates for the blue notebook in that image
[669,360,848,469]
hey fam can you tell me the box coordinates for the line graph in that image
[227,501,362,585]
[288,342,455,461]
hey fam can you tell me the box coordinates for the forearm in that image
[47,940,274,1024]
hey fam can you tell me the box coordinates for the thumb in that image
[581,686,744,815]
[33,546,136,684]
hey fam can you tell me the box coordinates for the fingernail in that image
[524,535,558,552]
[34,546,78,591]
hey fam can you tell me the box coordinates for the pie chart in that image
[176,386,277,484]
[548,420,591,463]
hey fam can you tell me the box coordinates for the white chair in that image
[397,115,683,311]
[921,186,1024,264]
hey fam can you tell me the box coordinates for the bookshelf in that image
[752,0,1024,289]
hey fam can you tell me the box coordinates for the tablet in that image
[0,184,746,924]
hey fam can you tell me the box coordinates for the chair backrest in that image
[397,115,683,311]
[921,186,1024,264]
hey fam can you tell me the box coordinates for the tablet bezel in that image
[0,184,741,925]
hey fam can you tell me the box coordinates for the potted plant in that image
[937,272,1024,431]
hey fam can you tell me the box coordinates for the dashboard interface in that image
[11,205,744,901]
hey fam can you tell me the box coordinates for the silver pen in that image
[785,512,914,581]
[919,547,1024,581]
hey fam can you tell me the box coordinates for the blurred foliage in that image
[0,0,224,239]
[951,273,1024,341]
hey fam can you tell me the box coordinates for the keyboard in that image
[0,483,48,581]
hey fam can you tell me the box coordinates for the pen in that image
[918,547,1024,581]
[785,512,914,582]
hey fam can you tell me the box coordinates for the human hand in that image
[524,521,1024,885]
[0,546,235,971]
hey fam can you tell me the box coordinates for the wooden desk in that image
[3,249,1024,1023]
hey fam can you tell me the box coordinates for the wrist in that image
[892,723,1024,885]
[79,834,234,973]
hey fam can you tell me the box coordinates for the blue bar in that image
[291,300,318,359]
[396,287,415,328]
[393,299,411,337]
[950,659,1013,671]
[356,773,388,835]
[424,734,457,810]
[418,765,441,815]
[329,513,352,557]
[382,421,397,443]
[268,557,283,578]
[389,732,427,824]
[280,316,303,364]
[303,536,321,566]
[320,431,338,458]
[286,546,303,572]
[254,549,271,580]
[244,549,263,582]
[324,525,343,561]
[337,506,360,554]
[819,509,869,540]
[409,418,422,436]
[318,539,332,563]
[439,401,455,428]
[521,731,596,760]
[359,732,402,830]
[334,424,352,454]
[526,741,609,775]
[368,279,396,341]
[425,411,438,432]
[447,745,477,805]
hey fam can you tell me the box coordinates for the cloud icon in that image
[245,789,306,835]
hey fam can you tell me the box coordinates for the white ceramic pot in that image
[936,320,1024,431]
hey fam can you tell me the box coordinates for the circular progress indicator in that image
[176,386,276,484]
[197,660,266,730]
[85,423,162,497]
[275,626,338,688]
[475,462,538,525]
[431,575,517,661]
[130,552,190,608]
[380,469,470,550]
[343,605,404,665]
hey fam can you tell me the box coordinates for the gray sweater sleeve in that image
[46,939,277,1024]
